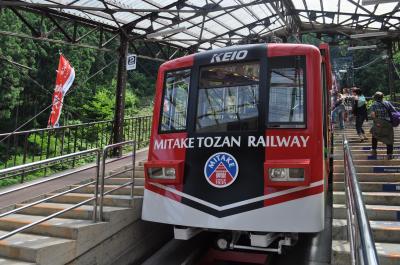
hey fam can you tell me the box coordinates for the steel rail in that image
[0,140,140,241]
[0,148,101,241]
[99,140,136,221]
[0,149,99,176]
[0,153,95,181]
[0,151,137,197]
[343,135,380,265]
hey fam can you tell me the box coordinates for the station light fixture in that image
[147,27,187,39]
[347,45,377,51]
[350,32,388,39]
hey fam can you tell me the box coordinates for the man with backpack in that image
[369,91,398,160]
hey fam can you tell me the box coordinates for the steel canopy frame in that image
[1,0,400,147]
[1,1,399,47]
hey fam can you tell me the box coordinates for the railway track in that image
[140,217,332,265]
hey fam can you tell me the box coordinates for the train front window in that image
[267,56,306,128]
[160,69,190,132]
[196,62,259,133]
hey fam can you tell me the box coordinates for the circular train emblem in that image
[204,152,239,188]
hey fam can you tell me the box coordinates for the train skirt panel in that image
[142,182,324,232]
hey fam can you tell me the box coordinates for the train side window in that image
[160,69,191,132]
[267,56,306,128]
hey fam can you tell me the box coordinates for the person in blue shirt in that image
[352,88,368,142]
[331,93,345,129]
[369,91,394,160]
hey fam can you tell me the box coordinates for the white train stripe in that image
[142,190,324,232]
[149,180,324,211]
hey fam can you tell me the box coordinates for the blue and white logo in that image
[204,152,239,188]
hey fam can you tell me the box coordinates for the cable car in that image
[142,43,331,253]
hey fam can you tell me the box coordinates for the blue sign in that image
[368,155,400,160]
[204,152,239,188]
[373,167,400,173]
[362,146,400,150]
[382,184,400,192]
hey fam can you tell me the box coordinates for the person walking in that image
[332,93,345,129]
[369,91,394,160]
[352,87,368,142]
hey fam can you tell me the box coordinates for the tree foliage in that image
[0,9,158,133]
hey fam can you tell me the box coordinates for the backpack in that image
[383,101,400,127]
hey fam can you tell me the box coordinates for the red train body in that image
[142,43,332,251]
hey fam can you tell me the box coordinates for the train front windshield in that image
[159,56,306,133]
[196,62,260,133]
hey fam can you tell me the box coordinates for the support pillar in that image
[388,41,395,101]
[112,32,128,156]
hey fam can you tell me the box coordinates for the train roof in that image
[160,43,322,70]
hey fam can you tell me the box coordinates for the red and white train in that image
[142,43,332,253]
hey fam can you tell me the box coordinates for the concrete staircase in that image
[0,160,170,265]
[331,127,400,265]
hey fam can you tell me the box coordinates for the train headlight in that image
[147,167,176,179]
[269,168,304,181]
[144,160,184,184]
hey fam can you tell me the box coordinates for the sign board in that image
[373,167,400,173]
[362,0,398,5]
[126,54,137,70]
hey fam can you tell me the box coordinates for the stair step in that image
[333,219,400,243]
[111,170,144,178]
[0,257,35,264]
[47,193,134,207]
[333,155,400,162]
[104,177,145,186]
[334,165,400,174]
[333,204,400,221]
[0,214,105,240]
[333,145,400,149]
[71,185,144,196]
[334,160,400,166]
[333,182,400,192]
[16,202,130,221]
[334,191,400,205]
[0,229,75,265]
[333,151,400,156]
[333,173,400,182]
[332,240,400,265]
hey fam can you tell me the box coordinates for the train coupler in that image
[218,232,298,254]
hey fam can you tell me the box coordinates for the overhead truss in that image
[0,0,399,59]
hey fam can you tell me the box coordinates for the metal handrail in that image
[0,115,151,137]
[0,115,152,180]
[343,135,380,265]
[0,149,101,241]
[0,141,138,240]
[99,140,136,221]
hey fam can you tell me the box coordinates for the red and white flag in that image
[48,54,75,128]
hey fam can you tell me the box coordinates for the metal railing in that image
[0,115,151,183]
[99,140,136,221]
[0,140,138,241]
[343,135,380,265]
[0,149,101,241]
